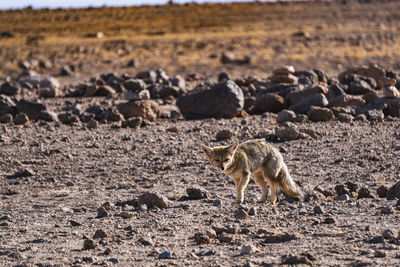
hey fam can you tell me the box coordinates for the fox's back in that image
[235,139,280,173]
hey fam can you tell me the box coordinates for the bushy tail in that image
[276,166,304,201]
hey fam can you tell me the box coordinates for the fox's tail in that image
[276,166,304,201]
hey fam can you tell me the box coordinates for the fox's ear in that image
[201,145,213,158]
[227,142,239,154]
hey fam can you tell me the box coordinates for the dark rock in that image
[323,216,336,224]
[313,205,324,214]
[69,220,82,227]
[138,192,170,209]
[124,117,142,129]
[58,112,79,125]
[158,251,172,259]
[186,187,208,200]
[93,229,107,239]
[135,70,157,84]
[307,106,334,122]
[289,93,328,114]
[293,70,319,86]
[16,99,46,120]
[0,114,13,123]
[276,122,300,141]
[177,80,244,119]
[281,254,313,265]
[234,209,249,220]
[377,185,388,198]
[14,113,29,125]
[96,207,108,218]
[263,232,300,243]
[159,86,181,98]
[38,87,59,98]
[216,129,233,140]
[83,239,96,250]
[254,93,285,113]
[218,72,231,82]
[86,119,98,129]
[38,111,57,122]
[96,85,116,96]
[218,232,234,243]
[124,79,147,91]
[328,94,366,107]
[382,229,396,240]
[313,68,328,84]
[60,65,74,76]
[357,187,374,199]
[286,85,328,106]
[261,83,303,98]
[379,206,394,214]
[339,64,386,86]
[138,237,154,246]
[348,80,374,95]
[336,113,354,122]
[0,95,17,117]
[0,82,19,96]
[365,109,385,122]
[326,84,345,100]
[270,73,298,84]
[387,181,400,200]
[194,232,210,245]
[276,109,297,123]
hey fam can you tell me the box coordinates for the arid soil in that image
[1,0,400,266]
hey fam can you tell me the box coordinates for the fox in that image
[201,139,304,204]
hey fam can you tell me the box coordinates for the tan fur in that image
[201,139,304,204]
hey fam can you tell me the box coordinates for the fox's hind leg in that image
[253,170,268,203]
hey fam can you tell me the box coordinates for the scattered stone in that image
[124,79,147,91]
[382,229,396,240]
[282,254,313,265]
[293,70,319,86]
[138,237,154,246]
[177,80,244,119]
[107,258,119,264]
[240,244,257,255]
[336,113,353,122]
[83,239,96,250]
[276,109,297,123]
[254,93,285,113]
[93,229,107,239]
[307,106,334,122]
[124,117,142,129]
[216,129,233,140]
[381,86,400,98]
[313,205,324,215]
[339,64,386,86]
[387,181,400,200]
[16,99,46,120]
[323,216,336,224]
[158,251,172,259]
[379,206,394,215]
[357,187,374,199]
[0,95,16,117]
[86,119,98,129]
[377,185,388,198]
[218,232,234,243]
[276,122,299,141]
[7,168,35,179]
[13,113,29,125]
[270,73,298,84]
[328,94,366,108]
[335,194,350,201]
[124,90,151,101]
[58,112,79,125]
[263,232,300,243]
[69,220,82,227]
[96,207,108,218]
[272,65,295,75]
[234,209,249,220]
[194,232,210,245]
[138,192,170,209]
[348,79,374,95]
[119,211,133,219]
[205,229,217,239]
[0,81,19,96]
[248,207,257,216]
[0,113,12,123]
[186,187,208,200]
[38,110,57,122]
[289,93,328,114]
[60,65,74,76]
[117,100,161,120]
[374,250,386,258]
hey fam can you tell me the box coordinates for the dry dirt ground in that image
[1,0,400,266]
[1,117,400,266]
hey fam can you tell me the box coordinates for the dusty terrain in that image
[1,0,400,266]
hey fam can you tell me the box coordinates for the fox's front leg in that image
[234,171,251,203]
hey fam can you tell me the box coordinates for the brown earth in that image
[1,0,400,266]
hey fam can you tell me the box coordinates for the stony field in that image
[1,0,400,266]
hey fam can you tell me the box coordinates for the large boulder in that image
[289,93,328,114]
[177,80,244,119]
[117,99,161,120]
[254,93,285,113]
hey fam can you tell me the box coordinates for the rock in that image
[357,187,374,199]
[124,117,142,129]
[86,119,98,129]
[234,209,249,220]
[272,65,295,75]
[0,113,13,123]
[254,93,285,113]
[93,229,107,239]
[240,244,257,255]
[16,99,46,120]
[124,79,147,91]
[379,206,394,215]
[14,113,29,125]
[323,216,336,224]
[138,192,170,209]
[365,109,384,122]
[158,251,172,259]
[313,205,324,215]
[354,114,367,121]
[221,51,250,65]
[286,85,328,106]
[38,87,58,98]
[339,64,386,85]
[276,109,297,123]
[69,220,81,227]
[58,112,79,125]
[379,77,396,88]
[107,258,119,264]
[326,84,345,100]
[119,212,133,219]
[270,73,298,84]
[83,239,96,250]
[377,185,388,198]
[263,232,300,243]
[166,126,178,133]
[276,122,299,141]
[293,70,319,86]
[117,100,161,120]
[38,110,58,122]
[186,187,208,200]
[328,94,366,107]
[159,86,182,99]
[282,254,313,265]
[307,106,334,122]
[248,207,257,216]
[205,229,217,239]
[336,113,353,122]
[96,207,108,218]
[381,86,400,98]
[194,232,210,245]
[387,181,400,200]
[313,68,329,84]
[60,65,74,76]
[18,73,60,89]
[96,85,116,96]
[135,70,157,84]
[138,237,154,246]
[348,80,374,95]
[0,81,19,95]
[169,75,185,89]
[216,129,233,140]
[335,194,350,201]
[374,250,386,258]
[177,80,244,119]
[382,229,396,240]
[218,232,234,243]
[218,72,231,82]
[289,93,328,114]
[0,95,16,117]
